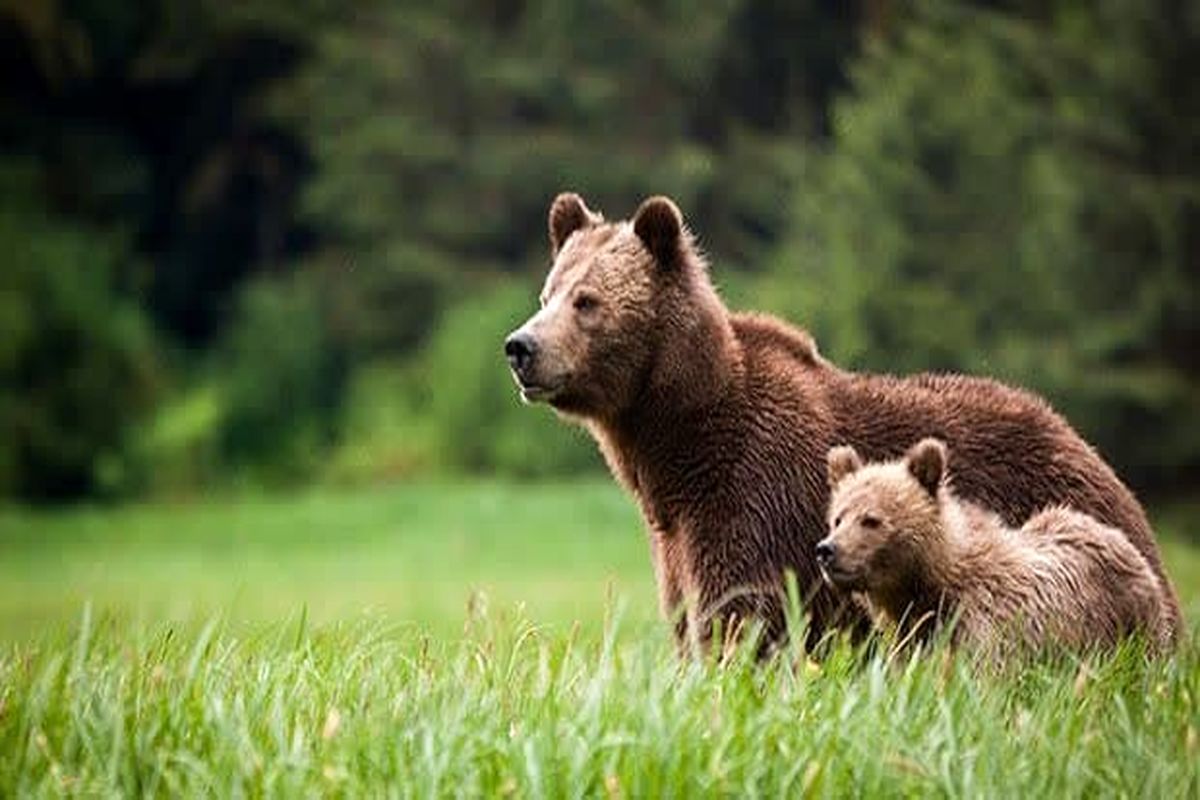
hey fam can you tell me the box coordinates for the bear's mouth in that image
[520,384,556,402]
[819,562,862,590]
[513,375,562,403]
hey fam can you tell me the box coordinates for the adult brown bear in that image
[503,192,1181,652]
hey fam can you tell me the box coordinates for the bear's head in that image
[815,438,949,594]
[504,193,725,420]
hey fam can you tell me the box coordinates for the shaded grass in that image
[1,481,1198,796]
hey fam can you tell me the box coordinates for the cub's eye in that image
[573,295,598,312]
[860,515,881,530]
[832,513,844,528]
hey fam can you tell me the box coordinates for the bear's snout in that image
[504,330,538,377]
[815,537,854,588]
[815,539,836,566]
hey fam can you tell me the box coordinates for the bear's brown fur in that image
[819,439,1171,654]
[504,192,1181,652]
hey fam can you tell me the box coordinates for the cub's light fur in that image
[820,439,1171,656]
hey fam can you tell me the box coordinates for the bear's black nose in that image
[504,331,537,375]
[814,540,836,564]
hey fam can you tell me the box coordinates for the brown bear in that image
[817,439,1171,655]
[504,192,1181,652]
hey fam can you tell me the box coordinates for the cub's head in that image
[504,193,713,419]
[815,439,949,594]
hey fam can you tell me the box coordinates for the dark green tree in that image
[766,0,1200,490]
[275,0,864,354]
[0,162,159,500]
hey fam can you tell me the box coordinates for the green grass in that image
[1,481,1198,796]
[0,480,657,641]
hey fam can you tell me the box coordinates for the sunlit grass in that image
[1,604,1197,796]
[1,481,1197,795]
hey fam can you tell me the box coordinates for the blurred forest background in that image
[2,0,1197,506]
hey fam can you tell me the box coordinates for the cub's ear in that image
[549,192,600,255]
[906,438,947,496]
[632,195,684,267]
[827,445,864,488]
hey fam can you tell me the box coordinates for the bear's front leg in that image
[648,526,689,650]
[684,516,791,659]
[691,587,786,661]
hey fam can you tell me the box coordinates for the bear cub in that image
[817,438,1170,656]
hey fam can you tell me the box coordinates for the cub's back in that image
[1020,507,1169,648]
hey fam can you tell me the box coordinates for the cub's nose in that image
[814,539,836,565]
[504,331,538,375]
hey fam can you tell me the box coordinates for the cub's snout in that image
[815,538,836,567]
[814,536,853,588]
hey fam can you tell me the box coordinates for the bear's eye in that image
[860,514,881,530]
[573,294,598,312]
[833,513,844,528]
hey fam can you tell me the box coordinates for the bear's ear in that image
[827,445,864,488]
[906,438,947,496]
[549,192,599,255]
[632,195,684,268]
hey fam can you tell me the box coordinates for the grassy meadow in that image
[1,481,1198,796]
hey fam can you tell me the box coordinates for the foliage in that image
[0,0,313,348]
[764,1,1200,490]
[0,162,159,501]
[213,273,349,484]
[125,382,226,498]
[2,0,1199,499]
[271,0,832,356]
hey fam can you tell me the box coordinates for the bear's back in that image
[730,313,825,369]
